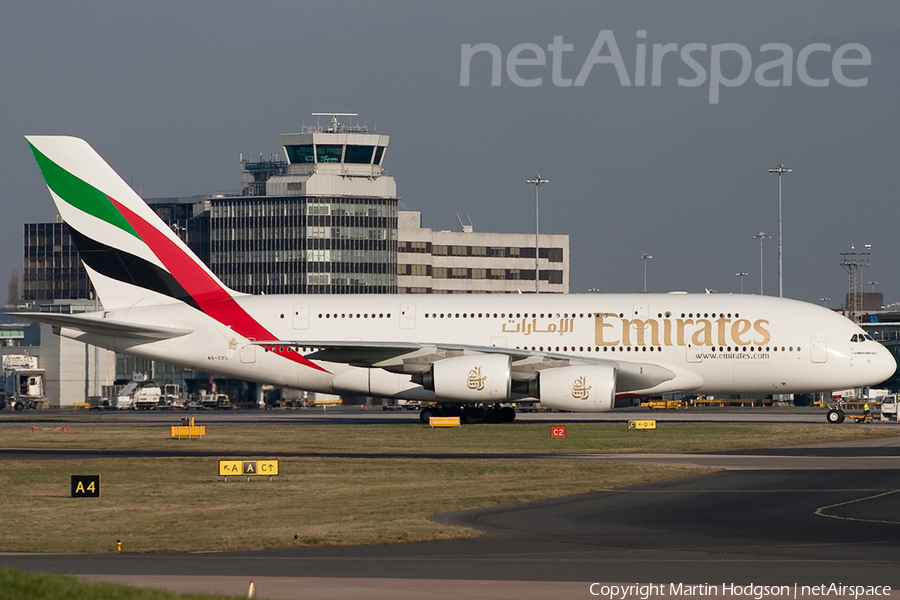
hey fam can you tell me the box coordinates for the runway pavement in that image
[2,411,900,599]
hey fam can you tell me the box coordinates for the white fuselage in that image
[65,293,896,403]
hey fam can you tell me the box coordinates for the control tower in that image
[267,113,395,198]
[209,113,399,295]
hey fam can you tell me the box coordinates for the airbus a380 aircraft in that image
[17,136,896,423]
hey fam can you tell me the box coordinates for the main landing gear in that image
[419,404,516,424]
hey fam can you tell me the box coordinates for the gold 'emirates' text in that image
[594,313,771,347]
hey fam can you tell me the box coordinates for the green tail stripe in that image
[28,142,140,239]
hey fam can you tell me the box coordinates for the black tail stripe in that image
[67,226,202,311]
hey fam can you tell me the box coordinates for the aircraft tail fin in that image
[26,135,238,311]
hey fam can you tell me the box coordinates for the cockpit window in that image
[851,334,859,342]
[865,334,874,341]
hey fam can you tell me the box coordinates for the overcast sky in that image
[2,1,898,307]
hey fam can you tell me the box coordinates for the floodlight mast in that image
[526,176,549,293]
[768,163,792,298]
[752,232,771,294]
[641,253,653,293]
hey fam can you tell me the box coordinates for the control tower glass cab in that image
[280,130,389,179]
[269,119,395,199]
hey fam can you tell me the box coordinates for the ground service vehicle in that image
[0,355,45,411]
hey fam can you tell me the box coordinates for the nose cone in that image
[873,344,897,384]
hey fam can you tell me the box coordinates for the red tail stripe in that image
[109,197,329,373]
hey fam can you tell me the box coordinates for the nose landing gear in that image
[826,408,845,424]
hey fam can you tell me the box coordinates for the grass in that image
[0,567,242,600]
[1,421,895,455]
[0,457,708,552]
[0,420,895,553]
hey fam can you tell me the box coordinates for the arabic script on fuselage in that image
[499,314,772,348]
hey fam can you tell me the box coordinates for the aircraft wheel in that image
[826,409,844,424]
[500,407,516,423]
[462,407,484,424]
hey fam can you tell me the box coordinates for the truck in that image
[382,399,425,411]
[116,383,170,410]
[0,354,46,411]
[197,391,232,409]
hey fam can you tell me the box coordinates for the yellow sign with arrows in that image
[218,460,279,477]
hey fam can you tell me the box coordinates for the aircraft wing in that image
[7,312,193,341]
[253,340,676,393]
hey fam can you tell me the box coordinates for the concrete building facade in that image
[398,211,569,294]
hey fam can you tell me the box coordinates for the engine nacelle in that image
[330,367,433,400]
[539,364,617,412]
[431,354,511,402]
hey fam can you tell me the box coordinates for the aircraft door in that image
[686,343,702,363]
[631,303,651,345]
[240,342,257,364]
[400,303,416,330]
[293,304,310,330]
[632,303,649,320]
[810,336,827,363]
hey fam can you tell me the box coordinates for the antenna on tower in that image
[312,112,358,132]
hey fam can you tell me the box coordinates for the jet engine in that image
[425,354,512,402]
[539,364,617,412]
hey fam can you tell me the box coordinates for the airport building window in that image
[316,145,343,163]
[344,145,375,164]
[285,145,315,163]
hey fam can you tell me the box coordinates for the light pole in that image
[736,272,748,294]
[641,253,652,293]
[768,163,792,298]
[525,175,549,294]
[868,281,879,293]
[820,297,830,307]
[752,232,771,294]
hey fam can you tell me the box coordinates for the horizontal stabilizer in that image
[8,312,193,341]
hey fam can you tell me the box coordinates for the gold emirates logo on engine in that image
[572,376,591,399]
[594,313,771,347]
[467,366,486,391]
